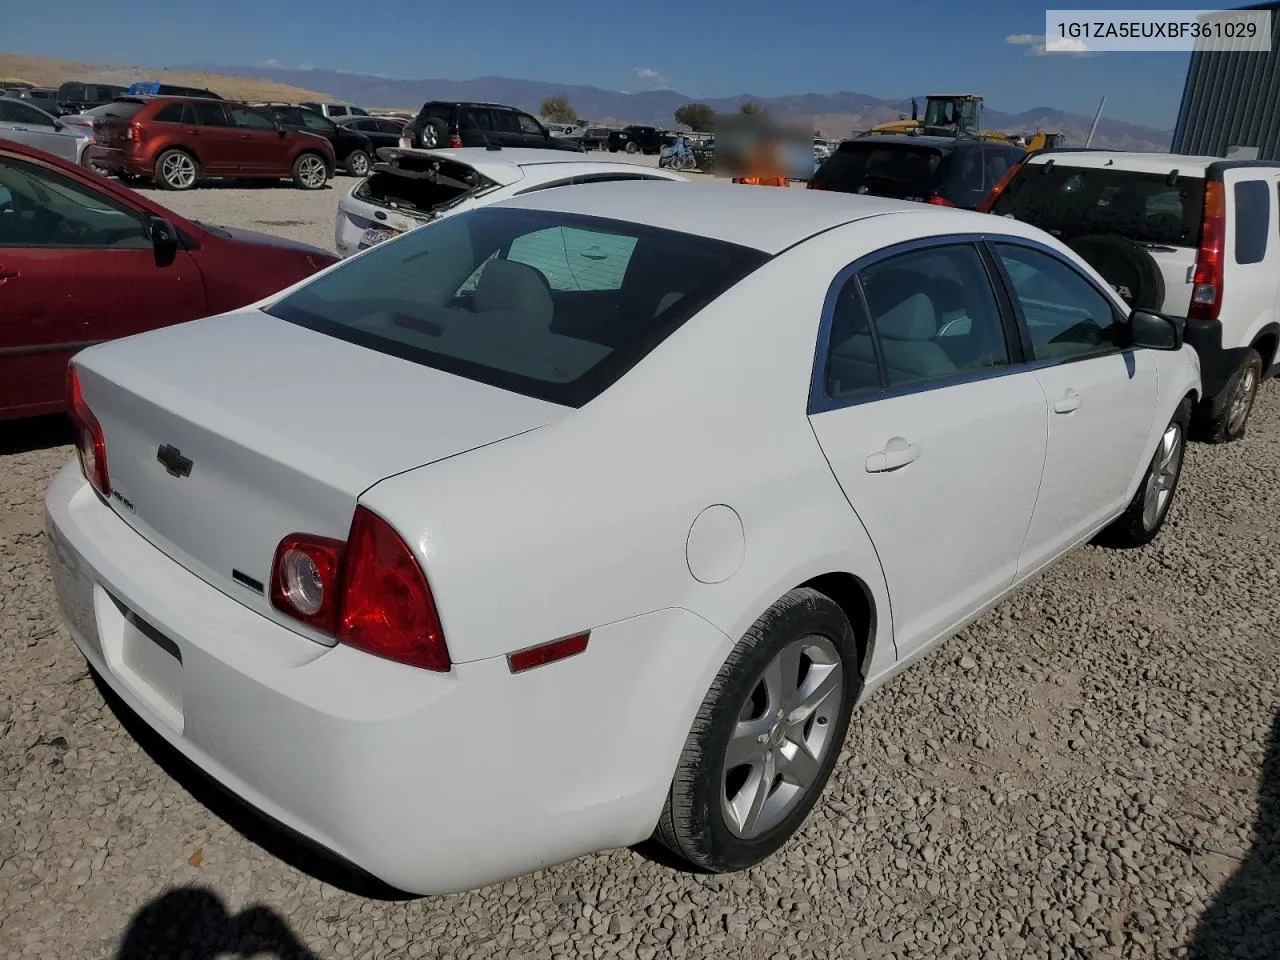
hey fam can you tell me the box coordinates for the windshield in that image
[264,206,768,406]
[923,98,979,128]
[990,163,1206,248]
[815,142,948,193]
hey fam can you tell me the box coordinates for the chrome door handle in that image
[1053,389,1081,414]
[865,437,921,473]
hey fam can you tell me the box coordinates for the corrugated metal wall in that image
[1172,3,1280,158]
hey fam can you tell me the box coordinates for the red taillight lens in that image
[927,194,956,207]
[125,122,144,144]
[448,133,463,148]
[977,160,1023,213]
[1189,180,1226,323]
[269,534,344,632]
[337,507,450,672]
[67,364,110,497]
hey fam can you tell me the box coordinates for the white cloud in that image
[1004,32,1101,57]
[261,58,283,68]
[634,66,667,89]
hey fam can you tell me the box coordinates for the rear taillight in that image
[125,122,144,144]
[927,194,956,207]
[1189,180,1226,323]
[270,506,451,672]
[448,133,463,148]
[977,160,1024,213]
[67,364,110,498]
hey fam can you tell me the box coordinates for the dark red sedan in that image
[0,140,338,420]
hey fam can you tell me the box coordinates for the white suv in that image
[984,150,1280,442]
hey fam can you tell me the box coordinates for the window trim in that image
[808,234,1029,415]
[984,237,1132,367]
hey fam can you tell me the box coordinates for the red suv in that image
[89,97,336,191]
[0,141,339,419]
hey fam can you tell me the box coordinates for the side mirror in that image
[149,216,179,267]
[1128,308,1183,351]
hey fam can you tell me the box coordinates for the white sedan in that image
[46,182,1200,896]
[334,145,688,257]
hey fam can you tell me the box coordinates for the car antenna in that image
[1166,168,1179,185]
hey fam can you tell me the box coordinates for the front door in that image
[0,154,206,417]
[807,241,1048,660]
[991,241,1159,575]
[0,99,81,165]
[489,110,526,148]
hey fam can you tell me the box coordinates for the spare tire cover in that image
[1065,234,1166,310]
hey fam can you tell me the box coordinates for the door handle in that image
[1053,389,1081,414]
[865,437,921,473]
[0,267,18,281]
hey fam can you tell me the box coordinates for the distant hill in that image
[186,63,1174,151]
[0,52,333,104]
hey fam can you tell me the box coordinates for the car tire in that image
[1205,348,1263,444]
[626,141,639,154]
[1095,397,1191,549]
[155,149,199,191]
[292,153,329,190]
[420,119,447,149]
[654,587,860,873]
[345,149,371,177]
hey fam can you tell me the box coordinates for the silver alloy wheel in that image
[1142,422,1183,531]
[349,151,369,176]
[1226,365,1257,435]
[722,635,843,839]
[160,152,196,189]
[421,125,439,147]
[298,155,327,188]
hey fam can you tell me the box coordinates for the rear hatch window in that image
[353,154,496,217]
[91,100,147,143]
[264,205,768,407]
[990,163,1205,248]
[812,141,950,200]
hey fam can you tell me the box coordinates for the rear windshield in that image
[990,163,1206,248]
[97,101,145,121]
[264,206,768,407]
[815,142,949,193]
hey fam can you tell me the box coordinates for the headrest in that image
[876,292,938,341]
[474,259,554,327]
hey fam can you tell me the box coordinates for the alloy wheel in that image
[1226,365,1258,436]
[298,156,327,189]
[161,153,196,189]
[1142,422,1183,531]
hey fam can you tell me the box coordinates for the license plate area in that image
[98,588,184,731]
[360,226,396,247]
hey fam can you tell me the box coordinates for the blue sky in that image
[4,0,1229,128]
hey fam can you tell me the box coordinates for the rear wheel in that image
[1206,348,1262,444]
[345,149,371,177]
[155,149,198,191]
[420,119,447,148]
[655,588,859,873]
[1096,398,1190,548]
[292,153,328,190]
[625,141,639,154]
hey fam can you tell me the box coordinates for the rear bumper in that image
[88,145,147,177]
[44,462,729,894]
[1182,318,1246,412]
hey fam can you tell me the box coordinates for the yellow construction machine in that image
[861,94,1063,150]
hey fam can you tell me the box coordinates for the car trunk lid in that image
[355,150,517,222]
[72,309,566,640]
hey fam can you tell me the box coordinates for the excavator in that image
[861,94,1065,150]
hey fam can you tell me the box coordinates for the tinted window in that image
[517,113,544,135]
[188,102,228,127]
[995,243,1123,361]
[229,106,275,130]
[990,164,1205,248]
[0,156,148,249]
[98,101,145,121]
[814,141,948,195]
[377,119,402,135]
[493,111,522,134]
[942,146,991,208]
[839,244,1009,390]
[58,83,86,101]
[329,105,348,117]
[153,103,185,123]
[293,110,332,133]
[461,108,491,131]
[263,207,768,407]
[1234,179,1270,265]
[0,101,54,126]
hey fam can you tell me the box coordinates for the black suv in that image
[607,125,665,155]
[55,81,128,114]
[252,102,377,176]
[808,135,1026,210]
[399,101,583,152]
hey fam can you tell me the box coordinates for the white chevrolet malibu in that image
[46,182,1201,896]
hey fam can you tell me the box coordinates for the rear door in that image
[225,104,281,174]
[0,153,205,417]
[991,240,1158,573]
[490,109,525,148]
[183,101,239,173]
[806,240,1048,660]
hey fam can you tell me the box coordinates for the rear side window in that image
[153,104,185,124]
[815,142,948,193]
[461,108,491,131]
[187,102,228,127]
[263,206,768,407]
[1234,180,1270,265]
[990,164,1205,248]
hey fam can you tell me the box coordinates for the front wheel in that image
[654,588,859,873]
[344,149,370,177]
[1206,348,1262,444]
[292,153,328,190]
[1096,398,1191,548]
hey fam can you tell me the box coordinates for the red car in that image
[0,140,338,420]
[89,96,336,191]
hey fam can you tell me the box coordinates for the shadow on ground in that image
[0,414,72,455]
[114,887,320,960]
[92,672,414,902]
[1188,711,1280,959]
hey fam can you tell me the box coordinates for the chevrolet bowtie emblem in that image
[156,444,193,478]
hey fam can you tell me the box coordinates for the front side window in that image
[228,106,275,131]
[0,156,148,249]
[492,111,522,134]
[0,101,54,127]
[833,243,1010,392]
[518,113,544,136]
[994,243,1124,361]
[263,207,767,406]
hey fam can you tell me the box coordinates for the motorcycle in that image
[659,137,697,172]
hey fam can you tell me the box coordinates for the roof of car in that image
[382,147,684,187]
[1022,150,1228,174]
[843,134,1009,151]
[491,179,985,254]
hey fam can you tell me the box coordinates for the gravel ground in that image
[0,169,1277,960]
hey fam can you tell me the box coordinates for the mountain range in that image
[187,64,1173,152]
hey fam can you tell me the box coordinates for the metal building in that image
[1172,1,1280,159]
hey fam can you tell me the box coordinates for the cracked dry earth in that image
[1,187,1278,960]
